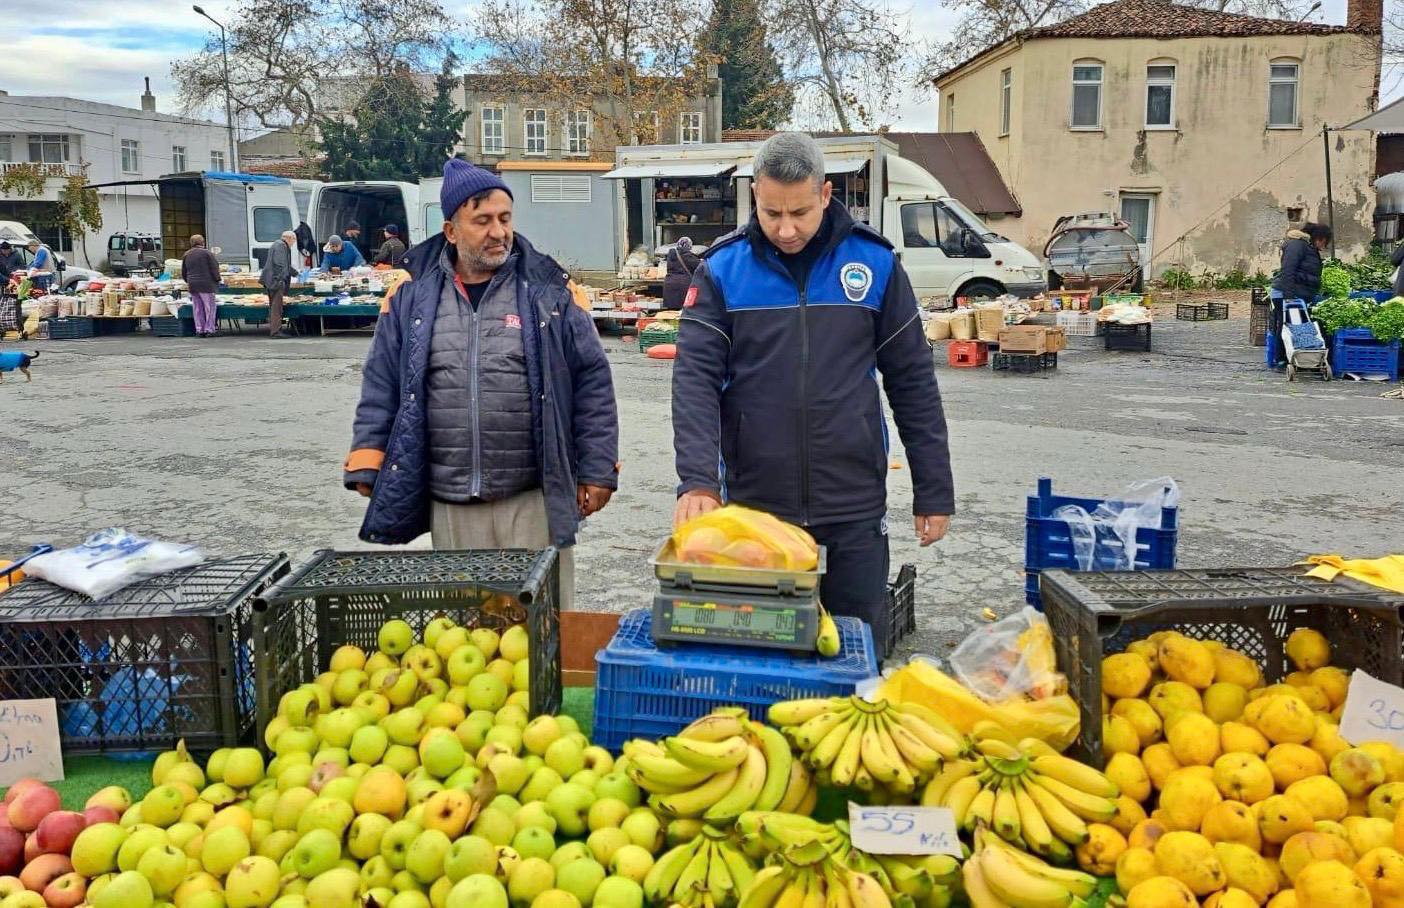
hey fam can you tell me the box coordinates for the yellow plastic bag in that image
[1302,554,1404,593]
[876,657,1081,752]
[671,505,819,571]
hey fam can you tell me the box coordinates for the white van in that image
[309,181,423,261]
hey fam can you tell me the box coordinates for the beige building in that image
[933,0,1383,278]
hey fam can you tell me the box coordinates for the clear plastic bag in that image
[22,529,204,599]
[1053,476,1179,571]
[671,506,818,571]
[949,607,1066,701]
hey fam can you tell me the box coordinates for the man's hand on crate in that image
[915,514,950,546]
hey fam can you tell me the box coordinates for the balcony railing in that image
[0,161,83,178]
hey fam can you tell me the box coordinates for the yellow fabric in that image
[1303,554,1404,593]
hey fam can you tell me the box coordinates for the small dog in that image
[0,350,37,382]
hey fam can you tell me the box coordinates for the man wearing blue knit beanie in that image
[343,158,620,606]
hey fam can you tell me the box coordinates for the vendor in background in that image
[181,235,222,338]
[320,234,365,272]
[1269,222,1331,365]
[373,224,407,266]
[344,222,363,248]
[672,132,954,660]
[25,240,55,292]
[662,236,700,310]
[0,242,23,281]
[295,221,316,268]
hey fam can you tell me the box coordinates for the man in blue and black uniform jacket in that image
[671,132,954,659]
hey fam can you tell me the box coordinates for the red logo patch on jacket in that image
[504,314,522,329]
[684,286,698,308]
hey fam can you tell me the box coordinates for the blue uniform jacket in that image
[344,232,620,546]
[320,244,365,271]
[672,203,954,526]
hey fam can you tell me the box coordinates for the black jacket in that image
[181,246,222,294]
[1272,231,1323,302]
[672,203,954,526]
[662,246,701,309]
[374,237,407,266]
[1391,244,1404,299]
[0,250,23,280]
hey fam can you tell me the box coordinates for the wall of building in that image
[498,166,619,271]
[939,32,1380,276]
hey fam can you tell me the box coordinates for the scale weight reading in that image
[652,590,820,651]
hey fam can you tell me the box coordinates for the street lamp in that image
[193,5,239,172]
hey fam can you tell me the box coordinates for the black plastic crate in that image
[43,317,94,339]
[255,549,562,736]
[1041,566,1404,766]
[1104,322,1152,352]
[884,563,917,656]
[1250,296,1271,346]
[152,317,196,337]
[94,318,139,336]
[1176,302,1229,321]
[0,555,291,756]
[992,351,1058,373]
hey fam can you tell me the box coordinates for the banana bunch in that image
[644,824,757,908]
[739,840,894,908]
[623,707,814,824]
[767,696,968,795]
[962,828,1098,908]
[923,738,1119,863]
[817,607,841,657]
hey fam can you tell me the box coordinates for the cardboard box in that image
[998,325,1048,354]
[1044,326,1067,352]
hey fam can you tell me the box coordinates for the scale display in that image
[652,594,820,651]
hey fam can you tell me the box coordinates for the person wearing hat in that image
[662,236,701,310]
[343,159,620,607]
[25,239,56,291]
[320,234,365,272]
[0,242,23,282]
[373,224,407,266]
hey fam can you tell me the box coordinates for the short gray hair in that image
[752,132,826,188]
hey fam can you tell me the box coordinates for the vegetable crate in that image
[1176,302,1229,321]
[152,317,197,337]
[639,324,679,354]
[1104,322,1152,352]
[593,608,877,753]
[947,340,988,368]
[1331,328,1401,381]
[1041,566,1404,766]
[1024,476,1178,609]
[884,563,917,658]
[1055,311,1097,337]
[992,351,1058,373]
[254,549,562,735]
[42,317,95,340]
[0,555,291,756]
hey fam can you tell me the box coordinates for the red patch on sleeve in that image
[684,286,699,308]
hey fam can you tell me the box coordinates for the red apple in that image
[41,872,85,908]
[6,787,59,833]
[18,853,69,892]
[0,828,22,875]
[81,806,119,827]
[2,780,44,806]
[22,836,39,864]
[32,813,84,857]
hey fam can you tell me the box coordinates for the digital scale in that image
[649,540,826,651]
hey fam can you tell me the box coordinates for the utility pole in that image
[193,5,239,172]
[1323,125,1335,258]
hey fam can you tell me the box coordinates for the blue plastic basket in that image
[593,609,878,753]
[1331,328,1401,380]
[1024,477,1178,609]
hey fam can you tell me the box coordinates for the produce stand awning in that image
[601,163,736,179]
[733,155,870,179]
[1344,96,1404,134]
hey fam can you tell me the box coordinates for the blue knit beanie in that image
[441,159,513,219]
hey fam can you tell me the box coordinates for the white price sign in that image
[1339,669,1404,747]
[0,699,63,787]
[847,803,962,856]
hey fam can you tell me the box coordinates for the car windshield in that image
[941,199,1007,243]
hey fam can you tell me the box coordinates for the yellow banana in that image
[705,745,767,823]
[1039,837,1075,866]
[681,712,749,743]
[797,782,819,815]
[645,838,701,902]
[794,707,853,751]
[892,701,963,739]
[852,764,875,793]
[941,774,983,826]
[976,737,1025,761]
[859,715,901,784]
[706,841,734,899]
[977,845,1076,908]
[802,865,827,908]
[1020,778,1089,844]
[1026,773,1117,822]
[922,759,981,807]
[982,833,1097,897]
[624,738,666,759]
[877,711,938,775]
[777,759,813,814]
[1029,755,1119,799]
[1013,778,1055,853]
[808,712,860,770]
[1019,737,1060,758]
[775,872,809,908]
[666,734,751,773]
[963,853,1008,908]
[993,779,1022,842]
[891,711,962,762]
[655,766,741,818]
[769,698,846,727]
[740,865,793,908]
[829,711,865,788]
[844,868,892,908]
[964,782,997,832]
[753,723,796,812]
[823,863,856,908]
[667,818,706,847]
[972,720,1018,745]
[674,838,713,898]
[631,750,718,788]
[719,842,756,894]
[627,764,694,795]
[816,612,841,658]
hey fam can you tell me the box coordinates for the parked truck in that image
[305,181,423,261]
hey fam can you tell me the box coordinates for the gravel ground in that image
[3,312,1402,661]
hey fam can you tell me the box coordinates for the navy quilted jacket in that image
[344,232,620,546]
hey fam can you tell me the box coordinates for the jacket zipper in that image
[468,286,483,499]
[797,279,810,526]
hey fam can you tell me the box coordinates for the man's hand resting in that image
[915,515,950,546]
[674,489,722,528]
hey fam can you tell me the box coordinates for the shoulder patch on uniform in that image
[841,262,874,302]
[684,286,698,308]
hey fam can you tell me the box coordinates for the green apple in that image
[549,842,593,871]
[465,674,508,713]
[378,620,415,656]
[419,732,466,779]
[348,813,393,861]
[317,776,359,805]
[446,646,487,688]
[140,786,184,828]
[383,708,427,746]
[554,714,579,735]
[414,694,443,717]
[468,807,516,847]
[70,823,128,877]
[506,857,554,906]
[499,625,528,662]
[495,845,521,884]
[483,725,522,756]
[349,725,390,766]
[581,747,613,776]
[620,810,663,854]
[515,801,557,834]
[506,690,531,711]
[425,701,466,730]
[279,688,320,728]
[223,749,266,789]
[406,779,444,807]
[555,858,605,907]
[383,745,421,777]
[446,687,472,711]
[586,828,630,867]
[404,647,443,682]
[116,826,168,872]
[92,870,153,908]
[317,709,365,749]
[445,874,507,908]
[443,835,497,883]
[272,787,316,832]
[380,671,420,709]
[518,767,564,805]
[288,828,340,880]
[270,896,309,908]
[593,876,644,908]
[361,856,394,891]
[423,617,456,651]
[248,777,279,801]
[330,669,368,706]
[203,750,232,783]
[429,876,453,908]
[431,625,468,660]
[545,783,595,839]
[593,773,641,809]
[389,868,420,893]
[257,829,298,863]
[531,890,581,908]
[512,826,556,862]
[295,798,354,839]
[306,763,344,796]
[387,890,431,908]
[353,691,392,722]
[521,717,562,756]
[587,798,631,833]
[250,790,279,822]
[444,765,483,793]
[494,704,529,731]
[330,643,367,672]
[569,770,600,792]
[488,794,521,817]
[136,844,187,897]
[523,755,546,776]
[511,659,530,693]
[379,819,422,871]
[201,825,251,877]
[610,843,655,884]
[311,746,350,770]
[405,828,451,884]
[468,628,501,661]
[273,727,320,758]
[276,763,314,793]
[303,866,360,908]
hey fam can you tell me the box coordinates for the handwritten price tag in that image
[847,803,962,856]
[0,700,62,787]
[1339,670,1404,747]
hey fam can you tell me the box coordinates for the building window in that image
[566,110,592,156]
[0,136,11,162]
[999,70,1012,136]
[172,145,187,171]
[210,150,226,170]
[524,109,547,156]
[481,105,505,155]
[1269,61,1299,127]
[530,174,591,203]
[1145,63,1176,128]
[120,139,141,173]
[1071,62,1103,129]
[680,111,703,144]
[252,206,292,242]
[632,111,660,144]
[946,94,956,132]
[28,134,71,164]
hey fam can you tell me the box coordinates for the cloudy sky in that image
[0,0,1364,132]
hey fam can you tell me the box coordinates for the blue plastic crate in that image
[1331,328,1401,380]
[1025,476,1178,609]
[592,608,878,753]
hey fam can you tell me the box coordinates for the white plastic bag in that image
[23,529,204,599]
[948,608,1066,701]
[1053,477,1179,572]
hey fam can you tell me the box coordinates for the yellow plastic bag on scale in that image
[671,505,819,571]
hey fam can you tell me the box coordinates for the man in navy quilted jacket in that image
[671,132,954,657]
